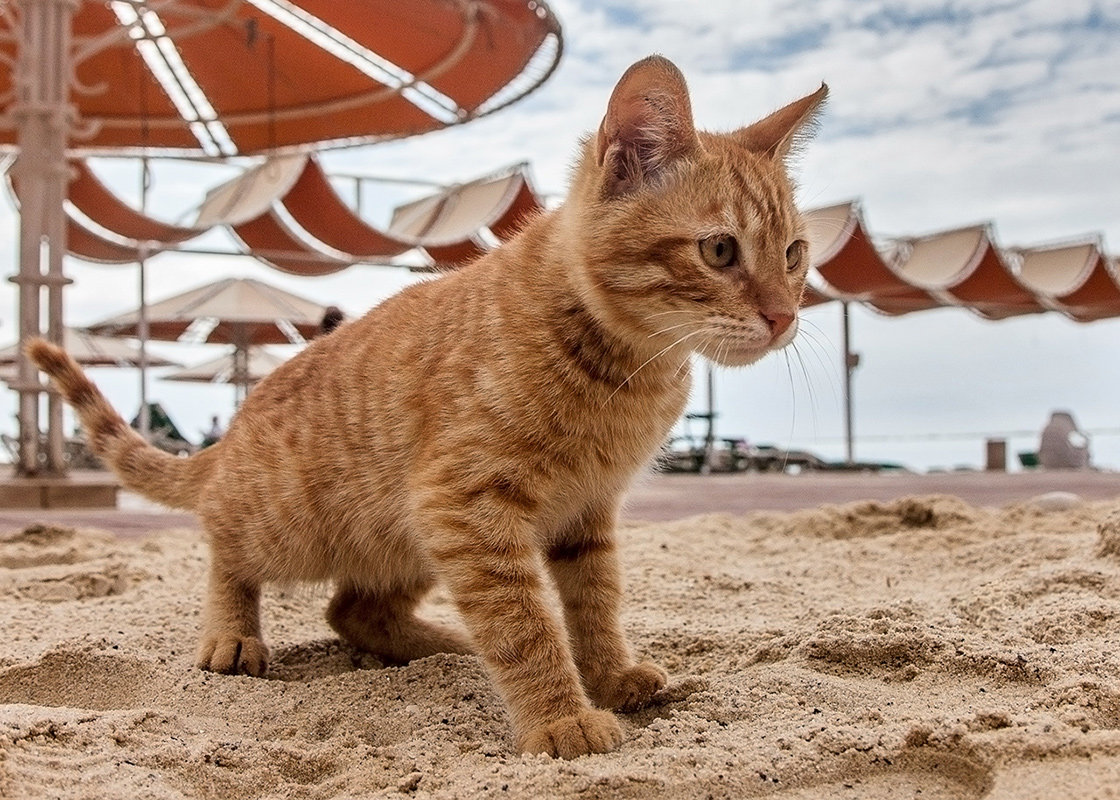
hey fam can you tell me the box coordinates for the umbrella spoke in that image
[243,0,464,124]
[182,316,219,344]
[110,1,237,156]
[275,318,305,345]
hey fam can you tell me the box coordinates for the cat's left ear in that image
[736,84,829,161]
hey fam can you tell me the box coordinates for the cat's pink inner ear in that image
[736,83,829,161]
[595,55,701,196]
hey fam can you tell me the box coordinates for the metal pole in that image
[232,326,250,407]
[842,301,854,465]
[702,364,715,473]
[137,253,151,438]
[137,159,151,439]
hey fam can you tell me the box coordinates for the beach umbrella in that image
[1,0,562,475]
[0,327,180,371]
[163,345,288,404]
[0,1,563,155]
[88,277,326,403]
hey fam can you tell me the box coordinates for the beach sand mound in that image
[2,494,1120,799]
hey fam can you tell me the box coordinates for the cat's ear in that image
[736,84,829,161]
[595,55,702,197]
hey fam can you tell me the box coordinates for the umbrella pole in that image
[137,158,152,439]
[702,364,716,473]
[233,329,250,408]
[842,301,860,465]
[137,252,150,438]
[11,0,77,476]
[45,154,67,473]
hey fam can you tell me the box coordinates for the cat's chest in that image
[562,373,690,468]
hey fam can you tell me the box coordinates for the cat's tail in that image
[26,338,215,510]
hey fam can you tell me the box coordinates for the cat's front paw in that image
[196,634,269,677]
[519,709,623,758]
[590,661,667,712]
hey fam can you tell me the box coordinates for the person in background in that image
[1038,410,1091,469]
[319,305,344,336]
[201,415,224,448]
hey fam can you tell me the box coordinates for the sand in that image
[2,493,1120,799]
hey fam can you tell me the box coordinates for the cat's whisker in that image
[793,328,841,405]
[647,319,704,338]
[799,317,839,357]
[788,341,822,437]
[603,329,707,407]
[716,336,733,372]
[671,351,695,380]
[790,326,827,374]
[793,325,842,403]
[782,349,799,450]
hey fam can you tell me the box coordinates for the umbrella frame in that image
[3,0,562,476]
[10,0,76,475]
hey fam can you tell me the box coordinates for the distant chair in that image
[1038,411,1090,469]
[131,402,195,457]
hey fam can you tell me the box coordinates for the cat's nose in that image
[763,310,794,338]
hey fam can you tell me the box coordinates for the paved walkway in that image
[0,470,1117,537]
[623,469,1120,521]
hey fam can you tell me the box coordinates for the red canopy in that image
[0,0,563,155]
[805,201,1118,323]
[1014,239,1120,322]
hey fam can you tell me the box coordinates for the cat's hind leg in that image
[195,564,269,676]
[326,582,474,663]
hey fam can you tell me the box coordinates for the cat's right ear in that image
[595,55,702,198]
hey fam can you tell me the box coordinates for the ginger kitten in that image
[29,55,826,758]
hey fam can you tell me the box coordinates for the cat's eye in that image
[785,240,806,272]
[699,235,737,269]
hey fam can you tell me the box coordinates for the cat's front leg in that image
[546,504,667,712]
[419,500,622,758]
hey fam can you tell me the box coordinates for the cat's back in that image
[199,260,499,488]
[235,262,488,409]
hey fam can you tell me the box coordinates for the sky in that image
[1,0,1118,472]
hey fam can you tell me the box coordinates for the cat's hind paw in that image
[519,709,623,758]
[196,634,270,677]
[591,661,668,712]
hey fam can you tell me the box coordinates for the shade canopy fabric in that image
[0,327,180,368]
[804,202,939,315]
[163,346,287,386]
[21,159,1120,322]
[0,0,563,156]
[87,277,327,345]
[9,154,545,272]
[1012,239,1120,322]
[804,202,1119,323]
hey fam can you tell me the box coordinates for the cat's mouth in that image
[695,319,799,367]
[695,336,770,367]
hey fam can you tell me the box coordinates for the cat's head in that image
[567,55,827,368]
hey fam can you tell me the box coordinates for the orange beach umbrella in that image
[0,0,562,475]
